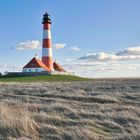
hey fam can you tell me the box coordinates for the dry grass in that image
[0,79,140,139]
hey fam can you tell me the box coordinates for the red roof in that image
[23,57,50,72]
[53,62,66,72]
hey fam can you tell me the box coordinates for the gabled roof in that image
[23,57,50,72]
[53,62,66,72]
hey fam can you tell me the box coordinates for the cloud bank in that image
[78,46,140,62]
[116,47,140,56]
[64,46,140,77]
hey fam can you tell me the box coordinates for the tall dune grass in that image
[0,79,140,139]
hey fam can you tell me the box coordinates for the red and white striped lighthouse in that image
[23,12,68,73]
[42,12,53,71]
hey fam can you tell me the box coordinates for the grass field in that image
[0,75,90,82]
[0,79,140,140]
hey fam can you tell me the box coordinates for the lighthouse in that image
[22,12,68,73]
[42,12,53,71]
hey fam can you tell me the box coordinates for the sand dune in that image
[0,79,140,140]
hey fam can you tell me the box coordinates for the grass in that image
[0,75,90,82]
[0,79,140,139]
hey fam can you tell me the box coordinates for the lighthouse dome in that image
[42,12,51,24]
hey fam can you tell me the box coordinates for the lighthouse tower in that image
[23,12,69,74]
[42,12,53,71]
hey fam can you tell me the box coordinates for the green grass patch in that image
[0,75,91,82]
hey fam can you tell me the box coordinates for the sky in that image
[0,0,140,77]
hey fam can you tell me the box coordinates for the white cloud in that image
[69,46,80,51]
[53,44,80,51]
[116,46,140,56]
[53,43,66,49]
[78,47,140,62]
[15,40,41,51]
[78,52,119,61]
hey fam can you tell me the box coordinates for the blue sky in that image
[0,0,140,77]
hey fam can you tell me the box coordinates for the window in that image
[35,69,38,72]
[29,69,31,72]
